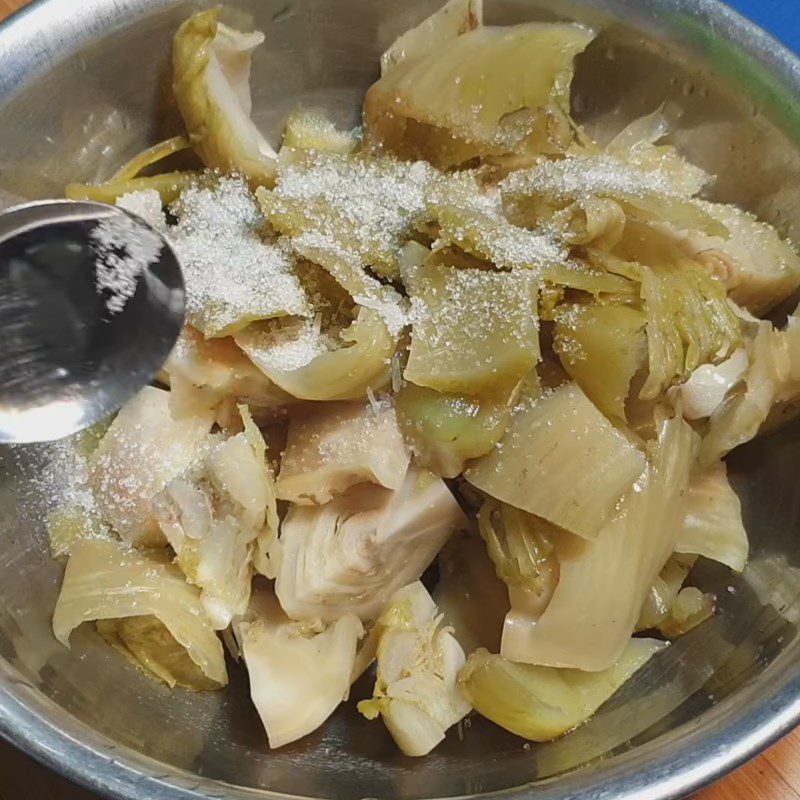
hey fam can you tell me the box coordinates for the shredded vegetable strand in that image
[111,135,193,182]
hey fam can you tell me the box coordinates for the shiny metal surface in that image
[0,199,184,443]
[1,0,800,799]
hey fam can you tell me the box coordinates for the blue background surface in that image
[727,0,800,54]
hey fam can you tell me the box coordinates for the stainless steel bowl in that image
[2,1,800,798]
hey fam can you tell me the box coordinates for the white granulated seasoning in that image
[552,305,588,363]
[116,189,169,233]
[292,228,358,269]
[352,291,409,338]
[427,169,501,210]
[406,262,538,391]
[24,434,97,518]
[461,186,505,217]
[292,229,410,337]
[90,212,164,315]
[479,214,566,268]
[256,327,326,372]
[500,153,678,203]
[236,318,328,374]
[88,386,213,544]
[271,151,433,269]
[431,172,566,268]
[169,177,309,336]
[315,401,399,462]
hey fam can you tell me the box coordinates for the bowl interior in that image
[2,1,800,799]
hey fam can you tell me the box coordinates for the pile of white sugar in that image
[236,317,328,374]
[269,151,433,271]
[500,153,679,202]
[168,177,309,336]
[90,212,164,315]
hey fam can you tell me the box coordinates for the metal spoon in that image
[0,200,185,444]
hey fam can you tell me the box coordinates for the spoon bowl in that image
[0,200,184,443]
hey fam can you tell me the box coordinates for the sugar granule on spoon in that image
[90,213,164,315]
